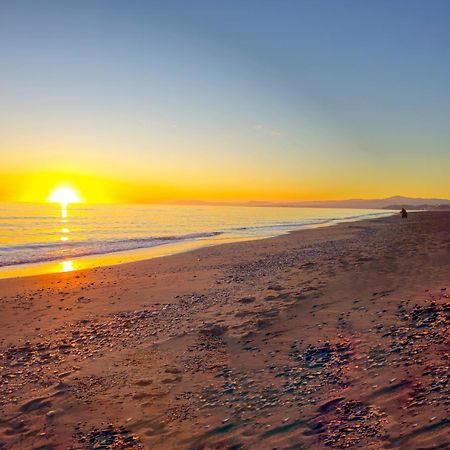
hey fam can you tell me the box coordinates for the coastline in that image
[0,209,395,280]
[0,211,449,449]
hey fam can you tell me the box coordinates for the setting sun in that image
[47,186,82,207]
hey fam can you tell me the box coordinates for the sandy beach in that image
[0,211,448,449]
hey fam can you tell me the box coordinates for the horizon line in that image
[5,194,450,208]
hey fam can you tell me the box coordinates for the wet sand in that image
[0,211,449,449]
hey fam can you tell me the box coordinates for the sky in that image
[1,0,449,203]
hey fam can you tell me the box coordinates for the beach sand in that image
[0,211,449,449]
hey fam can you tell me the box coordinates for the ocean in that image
[0,203,394,277]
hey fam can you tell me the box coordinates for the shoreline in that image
[0,211,394,280]
[0,211,448,449]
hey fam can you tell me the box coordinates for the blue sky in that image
[1,0,449,201]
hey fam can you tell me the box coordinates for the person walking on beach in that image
[400,208,408,219]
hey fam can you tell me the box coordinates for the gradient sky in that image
[1,0,449,203]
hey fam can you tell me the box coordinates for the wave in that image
[231,211,389,233]
[0,231,223,267]
[0,210,393,268]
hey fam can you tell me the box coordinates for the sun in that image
[47,186,82,207]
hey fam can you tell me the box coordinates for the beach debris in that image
[239,296,256,304]
[200,323,228,337]
[315,400,385,448]
[73,424,143,449]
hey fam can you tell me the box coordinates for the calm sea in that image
[0,203,393,277]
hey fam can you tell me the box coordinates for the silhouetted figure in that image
[400,208,408,219]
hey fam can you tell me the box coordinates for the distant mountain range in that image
[171,196,450,210]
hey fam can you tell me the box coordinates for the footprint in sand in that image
[161,375,182,383]
[135,378,153,387]
[19,396,52,413]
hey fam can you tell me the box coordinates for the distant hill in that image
[170,196,450,210]
[282,196,450,209]
[382,203,450,211]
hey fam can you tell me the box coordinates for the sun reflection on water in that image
[58,206,71,257]
[61,260,74,272]
[58,205,71,242]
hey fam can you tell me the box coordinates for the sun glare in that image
[48,186,82,207]
[61,260,74,272]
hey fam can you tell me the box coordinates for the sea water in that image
[0,203,393,277]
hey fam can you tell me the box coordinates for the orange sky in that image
[2,163,448,205]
